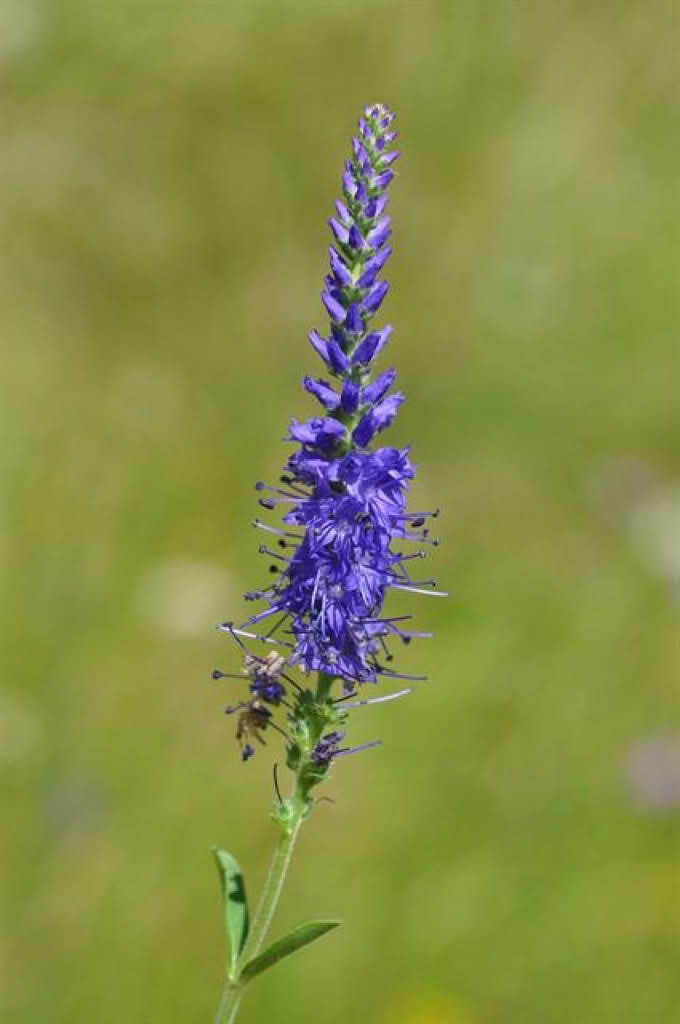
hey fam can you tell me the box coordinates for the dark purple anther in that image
[250,679,285,704]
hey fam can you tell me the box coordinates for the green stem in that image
[214,983,241,1024]
[315,670,335,703]
[214,671,338,1023]
[214,795,306,1024]
[243,804,305,963]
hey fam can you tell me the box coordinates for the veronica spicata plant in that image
[210,103,444,1024]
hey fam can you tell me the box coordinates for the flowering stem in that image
[210,103,442,1024]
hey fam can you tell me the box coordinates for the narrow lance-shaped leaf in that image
[240,920,341,984]
[212,847,249,974]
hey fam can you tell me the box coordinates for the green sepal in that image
[240,920,341,984]
[212,847,249,975]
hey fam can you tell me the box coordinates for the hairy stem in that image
[214,983,241,1024]
[214,809,304,1023]
[244,803,305,963]
[315,670,335,703]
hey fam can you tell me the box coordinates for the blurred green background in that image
[3,1,680,1021]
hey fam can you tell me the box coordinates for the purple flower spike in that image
[223,104,443,769]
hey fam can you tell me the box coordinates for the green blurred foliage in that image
[2,1,680,1021]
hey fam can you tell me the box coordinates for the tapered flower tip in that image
[363,102,395,125]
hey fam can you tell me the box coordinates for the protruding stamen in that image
[255,481,305,500]
[212,669,250,682]
[258,544,291,563]
[337,687,411,709]
[335,739,383,758]
[219,622,294,649]
[252,518,302,540]
[377,667,428,681]
[390,583,448,597]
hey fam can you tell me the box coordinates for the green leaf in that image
[240,920,341,984]
[212,847,249,973]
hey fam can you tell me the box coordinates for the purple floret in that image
[311,731,345,765]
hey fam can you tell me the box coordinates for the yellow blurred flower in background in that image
[386,993,476,1024]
